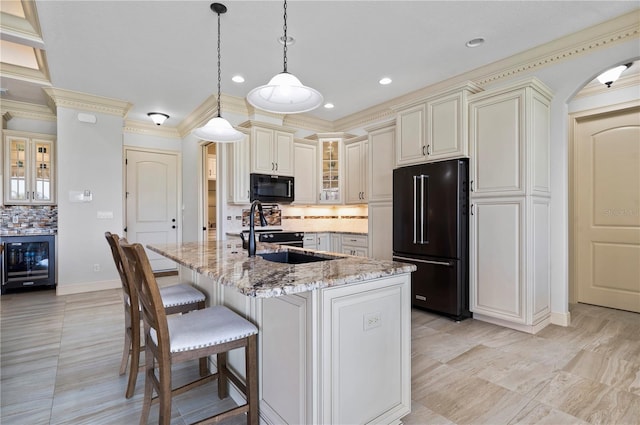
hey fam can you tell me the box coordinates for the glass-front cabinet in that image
[310,132,354,205]
[320,138,340,203]
[3,131,56,205]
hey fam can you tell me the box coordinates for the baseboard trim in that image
[550,310,571,327]
[473,312,551,334]
[56,279,120,296]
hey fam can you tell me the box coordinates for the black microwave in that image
[250,173,295,204]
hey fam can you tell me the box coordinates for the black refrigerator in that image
[392,158,470,320]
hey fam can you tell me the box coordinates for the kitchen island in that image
[147,241,415,425]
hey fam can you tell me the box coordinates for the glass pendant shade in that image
[193,116,244,143]
[597,64,629,87]
[247,72,323,114]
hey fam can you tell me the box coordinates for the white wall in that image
[56,107,124,294]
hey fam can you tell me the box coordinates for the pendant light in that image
[596,63,632,88]
[246,0,323,114]
[192,3,244,143]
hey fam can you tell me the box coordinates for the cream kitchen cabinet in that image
[394,82,481,167]
[344,136,368,204]
[207,154,217,180]
[342,234,368,257]
[394,102,426,167]
[330,233,341,253]
[226,130,250,204]
[240,121,295,176]
[317,233,330,251]
[308,132,354,205]
[3,130,56,205]
[368,202,393,260]
[293,140,317,205]
[303,232,317,249]
[367,121,395,202]
[468,78,552,334]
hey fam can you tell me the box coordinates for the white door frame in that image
[199,142,230,242]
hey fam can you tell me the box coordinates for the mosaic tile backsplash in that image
[0,205,58,235]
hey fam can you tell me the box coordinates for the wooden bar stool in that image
[121,242,259,425]
[105,232,207,398]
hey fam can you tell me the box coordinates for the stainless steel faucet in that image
[247,200,267,257]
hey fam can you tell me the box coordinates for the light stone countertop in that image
[147,241,415,298]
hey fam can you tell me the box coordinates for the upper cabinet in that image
[3,130,56,205]
[240,121,295,177]
[468,79,551,197]
[366,121,395,202]
[227,130,251,204]
[394,82,481,167]
[307,132,353,205]
[293,139,318,205]
[344,136,368,204]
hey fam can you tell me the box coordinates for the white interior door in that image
[574,105,640,313]
[125,149,179,271]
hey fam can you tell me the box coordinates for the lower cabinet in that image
[368,202,392,260]
[303,233,317,249]
[342,234,368,257]
[187,266,411,425]
[470,197,550,333]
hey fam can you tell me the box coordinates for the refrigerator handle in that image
[413,176,417,244]
[420,175,425,244]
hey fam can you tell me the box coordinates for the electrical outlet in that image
[364,312,381,331]
[93,264,101,272]
[12,216,19,224]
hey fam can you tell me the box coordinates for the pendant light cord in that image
[283,0,288,73]
[217,10,222,117]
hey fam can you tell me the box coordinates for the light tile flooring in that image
[2,280,639,424]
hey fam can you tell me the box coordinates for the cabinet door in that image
[395,103,426,167]
[303,233,317,249]
[330,234,341,253]
[207,155,217,180]
[32,140,54,203]
[427,92,466,160]
[252,127,275,174]
[368,202,392,260]
[293,142,317,204]
[274,131,294,176]
[470,198,525,323]
[227,134,250,204]
[317,233,331,251]
[469,90,525,196]
[368,126,394,202]
[5,136,30,203]
[345,142,364,204]
[319,139,341,204]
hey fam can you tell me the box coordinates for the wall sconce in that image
[147,112,169,126]
[597,63,632,88]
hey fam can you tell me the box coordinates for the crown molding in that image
[124,119,181,139]
[472,10,640,87]
[43,87,132,118]
[1,99,56,122]
[0,61,50,85]
[334,9,639,132]
[364,119,396,134]
[283,114,334,133]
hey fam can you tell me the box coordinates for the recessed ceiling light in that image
[379,77,392,85]
[324,103,334,109]
[466,37,485,48]
[232,75,245,83]
[278,35,295,46]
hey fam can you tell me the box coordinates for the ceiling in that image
[1,1,638,128]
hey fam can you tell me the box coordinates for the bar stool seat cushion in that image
[151,305,258,353]
[158,283,206,308]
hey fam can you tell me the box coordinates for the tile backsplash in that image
[0,205,58,235]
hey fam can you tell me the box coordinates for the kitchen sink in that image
[259,251,335,264]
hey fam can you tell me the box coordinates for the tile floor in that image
[1,279,639,424]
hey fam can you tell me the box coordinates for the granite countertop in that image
[147,241,414,298]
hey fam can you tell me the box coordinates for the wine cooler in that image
[1,235,56,294]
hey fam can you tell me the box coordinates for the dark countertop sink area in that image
[259,251,335,264]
